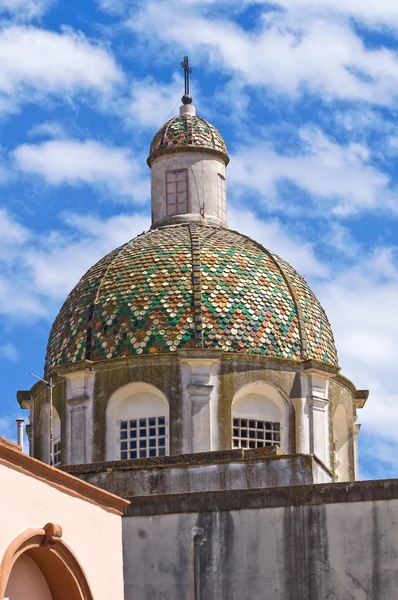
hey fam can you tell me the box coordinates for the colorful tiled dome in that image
[45,224,338,374]
[148,114,229,166]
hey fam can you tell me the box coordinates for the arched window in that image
[231,382,288,451]
[39,405,61,466]
[333,404,350,481]
[106,383,169,461]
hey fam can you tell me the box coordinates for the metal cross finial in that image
[180,56,193,105]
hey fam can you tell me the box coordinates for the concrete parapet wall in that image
[63,449,332,497]
[121,478,398,600]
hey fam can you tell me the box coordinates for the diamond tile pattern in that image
[149,115,228,162]
[45,246,121,370]
[199,227,302,358]
[275,254,338,365]
[45,224,338,373]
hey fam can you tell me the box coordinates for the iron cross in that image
[180,56,192,101]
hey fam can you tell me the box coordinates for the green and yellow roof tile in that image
[45,224,338,374]
[148,114,228,165]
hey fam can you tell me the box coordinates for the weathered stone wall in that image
[121,480,398,600]
[63,450,332,497]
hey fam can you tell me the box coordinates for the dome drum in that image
[25,348,356,478]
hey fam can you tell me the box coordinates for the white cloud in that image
[0,26,122,113]
[27,121,67,139]
[275,0,398,30]
[129,0,398,105]
[96,0,127,15]
[228,207,328,277]
[13,139,149,202]
[229,128,393,215]
[0,342,18,361]
[0,277,48,317]
[128,74,183,128]
[0,207,29,245]
[25,212,150,300]
[0,0,52,20]
[360,436,398,480]
[313,247,398,444]
[0,209,150,317]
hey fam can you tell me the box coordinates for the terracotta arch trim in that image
[0,524,95,600]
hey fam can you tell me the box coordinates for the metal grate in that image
[54,437,61,466]
[232,417,280,449]
[120,416,167,459]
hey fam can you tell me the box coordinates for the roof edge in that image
[0,436,129,515]
[147,145,229,167]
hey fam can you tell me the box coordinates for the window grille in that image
[232,417,280,449]
[217,174,226,220]
[53,437,61,466]
[119,416,167,459]
[166,169,188,215]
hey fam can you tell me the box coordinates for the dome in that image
[45,224,338,374]
[148,114,229,166]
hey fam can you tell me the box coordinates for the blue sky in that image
[0,0,397,479]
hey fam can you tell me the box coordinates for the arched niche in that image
[333,403,351,482]
[0,524,94,600]
[39,405,61,465]
[5,554,53,600]
[106,382,169,461]
[231,381,290,451]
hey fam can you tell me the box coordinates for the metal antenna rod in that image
[29,372,54,466]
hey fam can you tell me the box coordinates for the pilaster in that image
[293,373,310,455]
[180,355,220,453]
[306,369,331,467]
[63,369,94,465]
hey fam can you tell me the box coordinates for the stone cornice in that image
[303,359,340,376]
[67,395,90,407]
[122,478,398,516]
[354,389,369,409]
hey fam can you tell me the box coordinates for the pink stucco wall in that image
[0,456,126,600]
